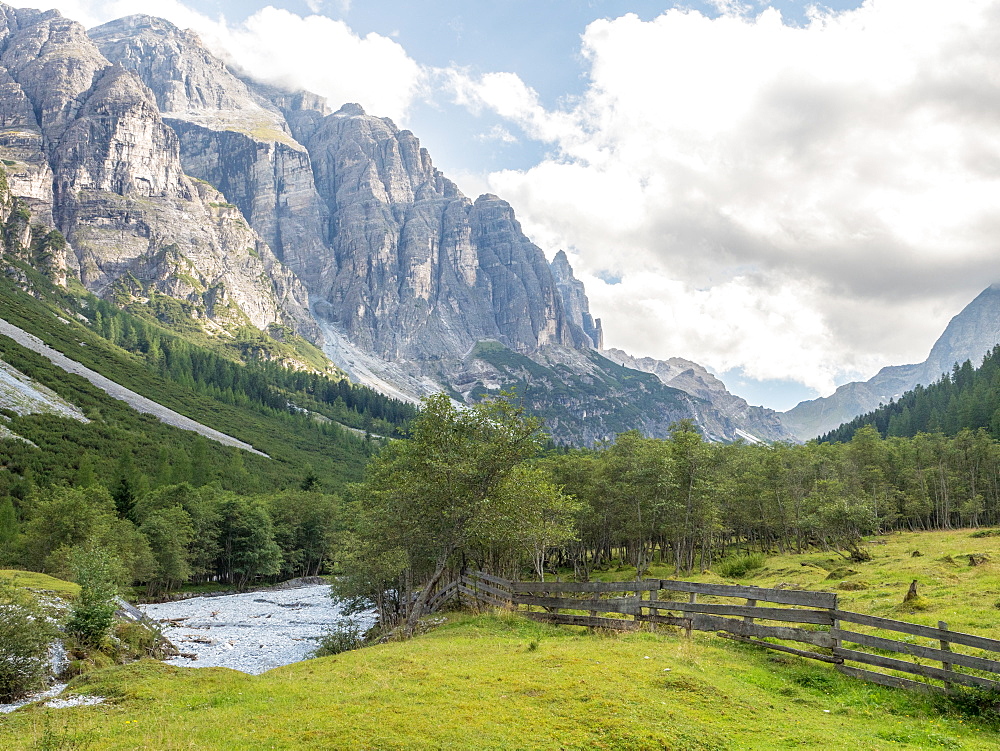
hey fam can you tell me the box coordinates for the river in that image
[139,583,375,675]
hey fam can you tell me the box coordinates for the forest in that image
[5,255,1000,637]
[337,401,1000,628]
[822,345,1000,442]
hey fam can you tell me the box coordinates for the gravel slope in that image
[0,317,267,456]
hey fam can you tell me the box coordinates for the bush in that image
[0,581,59,702]
[66,549,120,647]
[313,621,365,657]
[715,553,766,579]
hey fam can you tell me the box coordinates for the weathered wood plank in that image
[659,580,838,609]
[523,611,640,631]
[834,648,1000,691]
[460,578,513,602]
[691,613,836,647]
[514,580,652,594]
[634,613,692,628]
[427,582,457,611]
[466,571,512,588]
[832,629,1000,675]
[458,585,510,609]
[833,611,1000,654]
[648,600,833,625]
[514,594,640,615]
[836,665,942,693]
[720,634,843,664]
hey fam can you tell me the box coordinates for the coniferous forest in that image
[822,347,1000,443]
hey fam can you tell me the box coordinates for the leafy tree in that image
[215,495,282,590]
[267,490,340,579]
[0,497,17,554]
[495,464,578,581]
[140,506,195,596]
[340,392,547,635]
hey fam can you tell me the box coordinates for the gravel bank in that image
[140,584,375,674]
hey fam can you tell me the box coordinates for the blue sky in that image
[33,1,1000,411]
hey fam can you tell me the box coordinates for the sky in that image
[17,0,1000,410]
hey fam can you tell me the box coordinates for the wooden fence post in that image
[831,594,841,652]
[939,621,953,693]
[744,598,757,631]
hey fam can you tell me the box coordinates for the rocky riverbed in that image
[140,583,375,675]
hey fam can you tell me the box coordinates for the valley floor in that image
[4,529,1000,749]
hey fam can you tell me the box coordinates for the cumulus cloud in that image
[452,1,1000,395]
[19,0,422,121]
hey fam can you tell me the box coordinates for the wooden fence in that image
[442,571,1000,695]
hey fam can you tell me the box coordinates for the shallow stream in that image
[139,583,375,675]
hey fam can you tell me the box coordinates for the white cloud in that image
[476,125,518,144]
[451,1,1000,395]
[18,1,422,122]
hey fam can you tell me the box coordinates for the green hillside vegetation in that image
[5,531,1000,749]
[0,569,80,598]
[0,259,418,603]
[821,346,1000,443]
[467,342,693,444]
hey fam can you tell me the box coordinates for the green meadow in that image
[4,529,1000,749]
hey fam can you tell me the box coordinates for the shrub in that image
[0,581,59,702]
[66,549,120,647]
[715,553,766,579]
[313,621,365,657]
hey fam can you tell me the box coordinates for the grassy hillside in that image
[4,530,1000,749]
[0,611,995,750]
[0,569,79,599]
[0,264,415,492]
[618,528,1000,635]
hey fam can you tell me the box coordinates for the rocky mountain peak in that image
[550,250,602,349]
[0,5,109,141]
[334,102,366,117]
[89,15,294,146]
[924,285,1000,379]
[781,284,1000,440]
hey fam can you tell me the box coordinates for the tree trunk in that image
[404,548,454,637]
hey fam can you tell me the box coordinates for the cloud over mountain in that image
[450,1,1000,395]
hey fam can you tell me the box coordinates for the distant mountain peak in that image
[781,284,1000,440]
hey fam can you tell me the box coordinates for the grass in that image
[1,609,998,749]
[0,569,79,599]
[611,529,1000,633]
[6,530,1000,748]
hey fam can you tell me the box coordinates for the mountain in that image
[602,349,794,443]
[0,5,789,445]
[781,285,1000,440]
[819,342,1000,443]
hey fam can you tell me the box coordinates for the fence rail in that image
[442,571,1000,695]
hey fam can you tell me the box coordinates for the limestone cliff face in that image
[550,250,603,349]
[0,4,799,446]
[294,103,575,362]
[0,5,313,337]
[90,16,329,271]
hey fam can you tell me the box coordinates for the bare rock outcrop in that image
[0,5,314,339]
[603,348,795,443]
